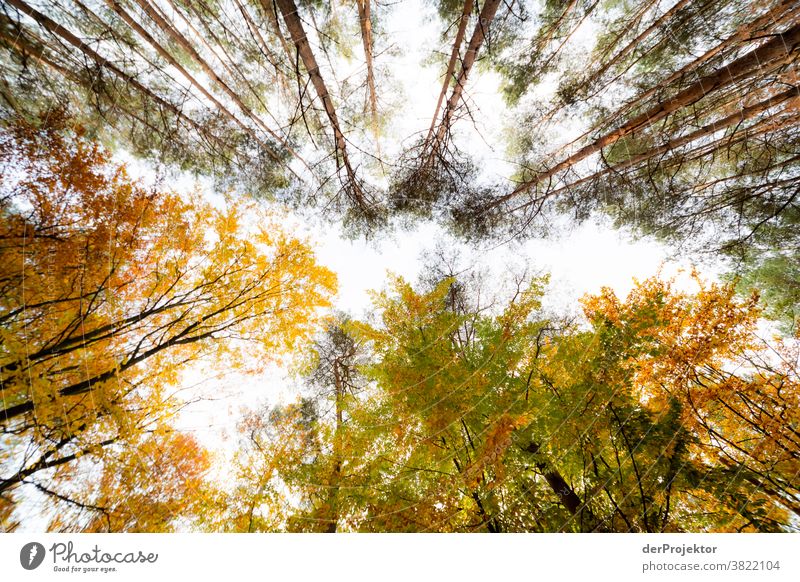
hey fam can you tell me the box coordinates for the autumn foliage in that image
[214,273,798,532]
[0,114,335,530]
[0,113,797,532]
[0,0,797,532]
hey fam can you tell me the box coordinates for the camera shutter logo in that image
[20,542,46,570]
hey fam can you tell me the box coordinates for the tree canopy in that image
[0,113,335,530]
[0,0,797,531]
[208,270,798,532]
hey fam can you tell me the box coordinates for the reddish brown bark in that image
[487,23,800,210]
[424,0,474,147]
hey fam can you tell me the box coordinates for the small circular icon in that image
[20,542,46,570]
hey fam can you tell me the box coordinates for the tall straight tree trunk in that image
[273,0,345,153]
[552,0,800,161]
[3,0,214,141]
[432,0,502,148]
[0,19,239,170]
[273,0,371,214]
[485,22,800,211]
[424,0,474,147]
[104,1,255,142]
[517,87,800,210]
[130,0,305,173]
[356,0,380,145]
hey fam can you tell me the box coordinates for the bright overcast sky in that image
[111,0,715,460]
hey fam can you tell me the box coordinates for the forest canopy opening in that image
[0,0,797,532]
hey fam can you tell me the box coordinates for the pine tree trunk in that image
[554,0,799,160]
[424,0,474,147]
[433,0,502,147]
[489,22,800,209]
[274,0,371,213]
[4,0,210,140]
[356,0,380,144]
[534,87,800,204]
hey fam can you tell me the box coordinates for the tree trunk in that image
[131,0,301,171]
[432,0,502,148]
[274,0,371,213]
[524,86,800,207]
[424,0,474,147]
[2,0,218,139]
[521,442,607,531]
[587,0,693,86]
[104,0,253,140]
[356,0,380,145]
[488,22,800,209]
[552,0,799,157]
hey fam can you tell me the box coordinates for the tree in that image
[0,0,295,195]
[219,268,798,532]
[580,276,798,529]
[0,113,336,529]
[1,1,798,533]
[204,315,370,533]
[389,0,506,218]
[273,0,381,226]
[43,431,212,532]
[355,0,380,149]
[449,2,799,323]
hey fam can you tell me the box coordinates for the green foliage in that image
[212,270,798,532]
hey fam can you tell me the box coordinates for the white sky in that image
[112,0,715,462]
[166,211,705,460]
